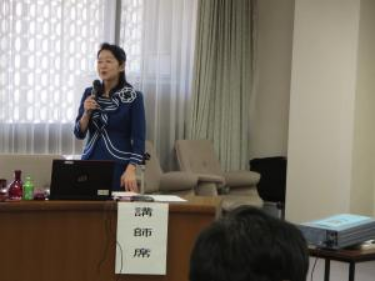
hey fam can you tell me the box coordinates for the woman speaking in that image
[74,43,146,192]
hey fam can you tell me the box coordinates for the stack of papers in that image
[112,192,186,202]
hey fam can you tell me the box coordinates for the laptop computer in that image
[49,159,115,200]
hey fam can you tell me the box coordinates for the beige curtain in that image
[187,0,256,171]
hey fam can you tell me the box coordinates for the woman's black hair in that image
[97,42,132,94]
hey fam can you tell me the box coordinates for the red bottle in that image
[8,170,23,200]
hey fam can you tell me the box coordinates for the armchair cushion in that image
[159,172,198,192]
[175,139,263,209]
[223,170,260,188]
[196,173,226,185]
[220,188,263,211]
[175,140,222,174]
[144,140,197,195]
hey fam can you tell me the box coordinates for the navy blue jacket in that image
[74,86,146,166]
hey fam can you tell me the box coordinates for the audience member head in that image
[189,206,309,281]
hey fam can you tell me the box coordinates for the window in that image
[0,0,197,159]
[0,0,106,125]
[119,0,143,76]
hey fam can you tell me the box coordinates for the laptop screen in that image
[49,159,115,200]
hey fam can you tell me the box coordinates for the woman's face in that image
[97,50,124,83]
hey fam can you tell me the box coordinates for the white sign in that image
[115,202,169,275]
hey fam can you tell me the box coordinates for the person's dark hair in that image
[97,42,132,92]
[189,206,309,281]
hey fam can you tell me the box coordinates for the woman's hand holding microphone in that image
[83,95,100,116]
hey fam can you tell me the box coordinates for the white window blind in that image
[0,0,108,154]
[0,0,106,124]
[119,0,143,76]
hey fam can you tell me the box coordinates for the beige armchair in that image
[142,141,198,196]
[175,139,263,210]
[0,154,65,189]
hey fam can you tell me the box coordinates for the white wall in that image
[286,0,361,222]
[249,0,294,159]
[350,0,375,215]
[255,0,375,221]
[256,1,375,280]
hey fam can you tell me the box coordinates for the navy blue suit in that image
[74,85,146,190]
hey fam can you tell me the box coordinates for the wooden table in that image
[0,197,221,281]
[309,246,375,281]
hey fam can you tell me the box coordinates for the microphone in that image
[91,80,101,100]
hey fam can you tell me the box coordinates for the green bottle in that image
[23,176,34,200]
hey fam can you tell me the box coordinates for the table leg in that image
[324,258,331,281]
[348,262,355,281]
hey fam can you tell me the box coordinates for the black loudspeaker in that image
[250,157,287,203]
